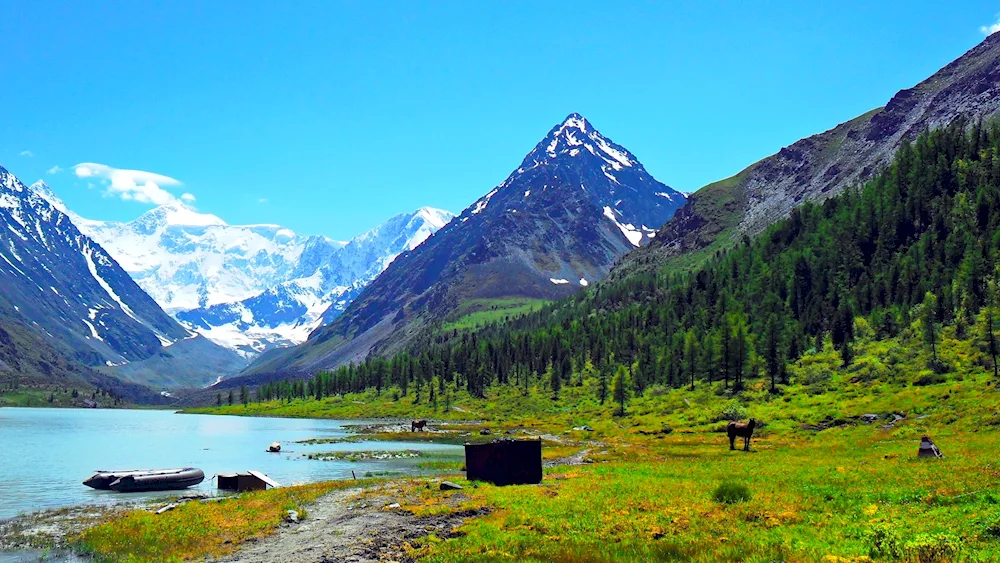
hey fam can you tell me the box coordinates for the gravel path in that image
[215,488,485,563]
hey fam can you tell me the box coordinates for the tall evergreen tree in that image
[764,316,782,393]
[720,316,731,388]
[684,329,698,390]
[984,280,999,380]
[612,365,630,416]
[922,291,940,364]
[733,320,748,390]
[597,366,608,405]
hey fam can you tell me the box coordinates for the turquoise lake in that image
[0,407,462,520]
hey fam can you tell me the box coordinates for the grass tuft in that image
[712,481,752,504]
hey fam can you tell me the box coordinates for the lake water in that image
[0,408,462,520]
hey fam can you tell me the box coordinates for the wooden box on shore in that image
[217,470,281,492]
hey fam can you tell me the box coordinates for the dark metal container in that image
[465,438,542,486]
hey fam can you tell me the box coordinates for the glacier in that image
[29,181,453,357]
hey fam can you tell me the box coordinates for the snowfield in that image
[29,181,454,355]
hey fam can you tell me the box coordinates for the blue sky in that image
[1,1,998,239]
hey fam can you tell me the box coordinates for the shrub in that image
[647,385,670,397]
[716,402,748,422]
[865,522,903,559]
[712,481,751,504]
[914,371,947,386]
[902,533,962,562]
[979,514,1000,539]
[866,523,963,562]
[928,358,952,374]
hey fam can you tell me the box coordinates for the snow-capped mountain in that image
[28,181,453,356]
[0,166,246,389]
[243,113,686,377]
[172,208,454,354]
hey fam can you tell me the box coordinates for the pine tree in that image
[684,329,698,390]
[581,359,598,387]
[430,378,438,411]
[612,365,630,416]
[597,366,608,405]
[832,301,854,353]
[720,316,731,388]
[984,280,999,380]
[733,320,748,390]
[228,390,234,406]
[764,316,781,393]
[840,340,853,368]
[922,291,939,364]
[549,363,561,400]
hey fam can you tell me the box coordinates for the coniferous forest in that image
[258,120,1000,404]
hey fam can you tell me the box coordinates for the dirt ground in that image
[214,487,486,563]
[0,504,125,551]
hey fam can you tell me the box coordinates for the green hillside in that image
[227,121,998,407]
[180,121,1000,561]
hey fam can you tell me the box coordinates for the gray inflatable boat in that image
[83,468,205,492]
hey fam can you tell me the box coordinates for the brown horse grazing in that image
[411,419,427,432]
[727,418,756,451]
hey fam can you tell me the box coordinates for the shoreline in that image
[0,418,591,561]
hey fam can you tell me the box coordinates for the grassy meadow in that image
[440,298,549,333]
[104,321,1000,561]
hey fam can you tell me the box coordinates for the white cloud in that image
[47,165,63,174]
[73,162,192,206]
[258,198,269,204]
[19,150,33,157]
[980,15,1000,35]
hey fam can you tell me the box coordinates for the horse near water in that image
[727,418,756,451]
[411,419,428,432]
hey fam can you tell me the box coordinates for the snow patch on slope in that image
[81,242,142,323]
[603,206,643,247]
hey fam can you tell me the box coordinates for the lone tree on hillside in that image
[612,365,630,416]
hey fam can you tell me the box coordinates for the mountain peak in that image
[558,112,589,132]
[516,113,639,174]
[27,179,70,214]
[135,201,227,228]
[413,206,455,229]
[28,179,57,199]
